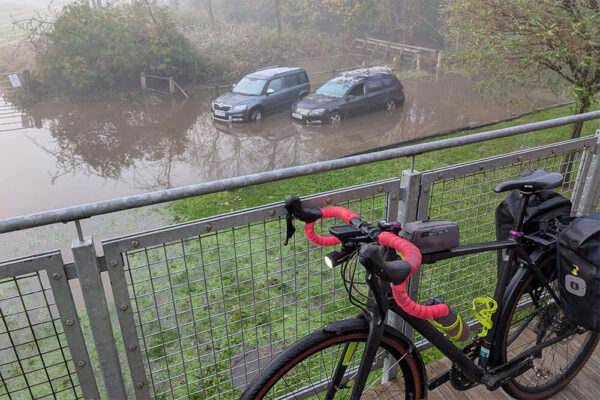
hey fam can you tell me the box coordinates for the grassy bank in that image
[168,102,600,223]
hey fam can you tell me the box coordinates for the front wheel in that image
[249,108,263,122]
[240,321,425,399]
[493,255,599,399]
[328,111,342,126]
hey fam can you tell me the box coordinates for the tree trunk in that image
[381,0,393,39]
[207,0,215,29]
[275,0,282,35]
[560,93,592,182]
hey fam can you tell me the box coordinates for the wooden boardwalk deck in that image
[371,343,600,399]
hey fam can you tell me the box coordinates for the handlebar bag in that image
[557,212,600,332]
[403,220,459,254]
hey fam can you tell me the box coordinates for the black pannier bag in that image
[495,189,572,277]
[557,212,600,332]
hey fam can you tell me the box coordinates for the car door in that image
[282,73,301,108]
[342,83,370,117]
[262,77,287,114]
[364,78,385,110]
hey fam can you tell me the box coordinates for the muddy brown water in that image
[0,69,567,263]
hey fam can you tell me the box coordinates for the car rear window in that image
[366,79,384,93]
[283,74,297,87]
[382,76,396,88]
[298,72,308,84]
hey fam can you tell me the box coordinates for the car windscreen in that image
[315,80,353,98]
[232,77,267,95]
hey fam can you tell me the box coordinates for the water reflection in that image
[0,72,566,218]
[28,96,198,190]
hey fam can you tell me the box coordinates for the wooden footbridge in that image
[353,37,442,71]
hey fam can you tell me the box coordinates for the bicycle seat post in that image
[512,191,534,234]
[481,190,535,368]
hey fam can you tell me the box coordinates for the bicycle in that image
[240,169,600,399]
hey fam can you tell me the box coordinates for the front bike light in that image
[325,247,354,268]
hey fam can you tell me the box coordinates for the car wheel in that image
[385,98,397,112]
[328,111,342,126]
[249,108,263,122]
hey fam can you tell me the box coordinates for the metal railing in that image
[1,111,600,399]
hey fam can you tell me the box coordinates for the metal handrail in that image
[1,110,600,233]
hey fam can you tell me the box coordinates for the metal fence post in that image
[575,130,600,215]
[382,169,421,383]
[72,236,128,399]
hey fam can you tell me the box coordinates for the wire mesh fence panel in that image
[0,252,98,400]
[103,180,400,399]
[413,138,594,343]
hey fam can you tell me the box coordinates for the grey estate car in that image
[212,66,310,123]
[291,67,404,125]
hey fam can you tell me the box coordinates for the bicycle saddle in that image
[494,169,563,193]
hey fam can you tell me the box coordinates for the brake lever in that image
[284,213,296,246]
[283,195,323,246]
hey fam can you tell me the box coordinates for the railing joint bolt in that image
[131,239,140,248]
[128,345,137,351]
[76,360,86,367]
[51,272,62,280]
[109,260,118,267]
[65,319,74,326]
[269,209,276,217]
[205,224,212,232]
[119,304,129,311]
[136,382,146,388]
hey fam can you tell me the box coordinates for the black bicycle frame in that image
[345,191,561,398]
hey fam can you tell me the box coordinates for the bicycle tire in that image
[240,319,426,399]
[493,254,600,399]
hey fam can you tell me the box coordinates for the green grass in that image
[169,102,599,222]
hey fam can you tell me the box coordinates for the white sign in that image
[9,74,21,88]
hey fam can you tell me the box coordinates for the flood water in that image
[0,71,567,221]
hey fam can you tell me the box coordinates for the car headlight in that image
[232,104,247,112]
[308,108,326,116]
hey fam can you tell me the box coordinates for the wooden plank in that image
[365,37,437,54]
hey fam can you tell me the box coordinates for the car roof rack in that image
[340,66,393,80]
[254,65,284,71]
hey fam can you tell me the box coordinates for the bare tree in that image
[207,0,215,28]
[274,0,282,35]
[400,0,418,45]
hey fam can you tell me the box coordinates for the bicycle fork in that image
[325,273,388,400]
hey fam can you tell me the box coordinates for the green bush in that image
[34,1,204,97]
